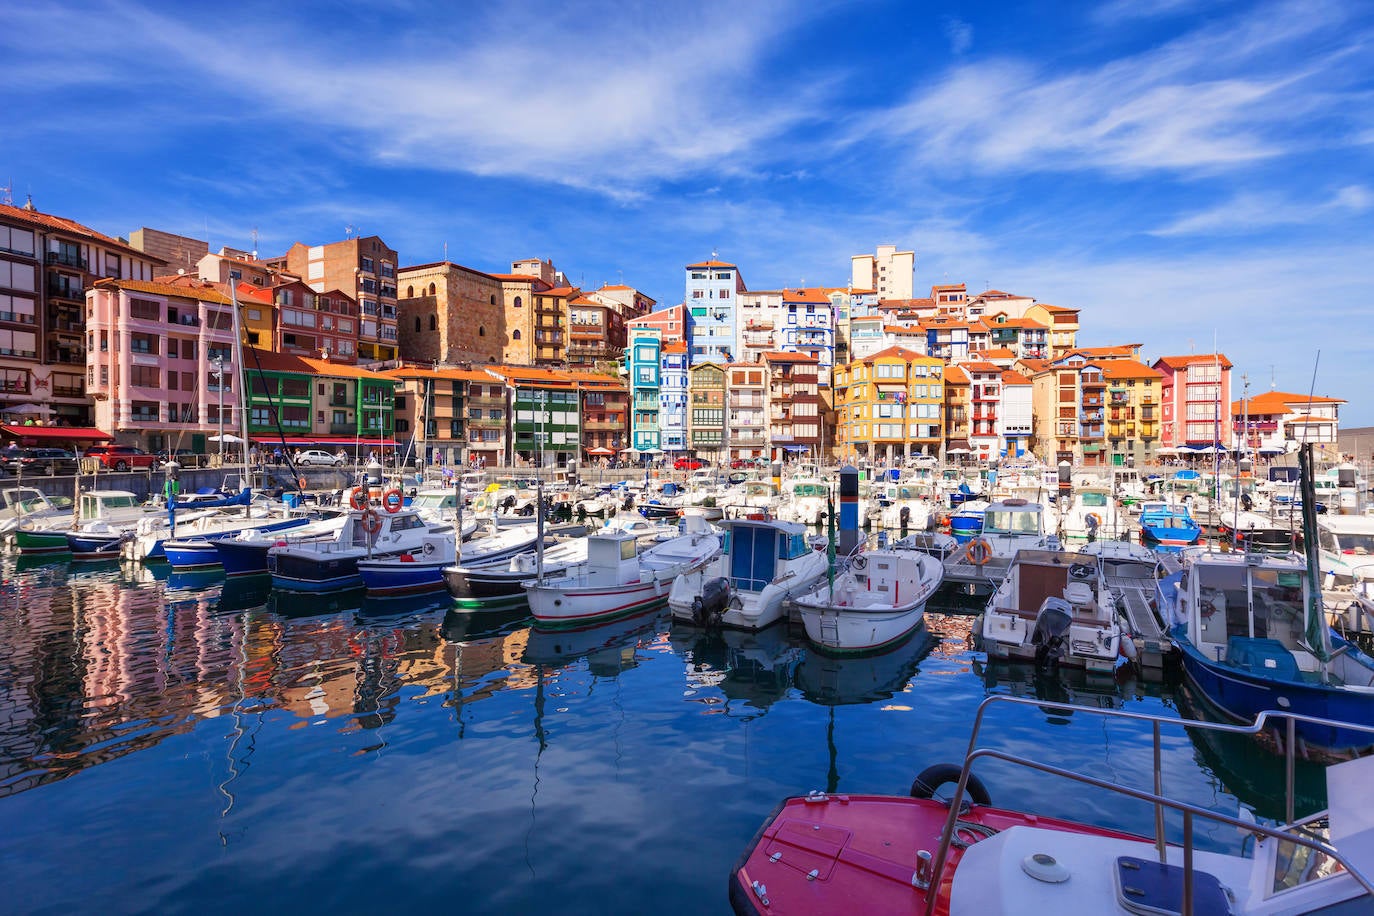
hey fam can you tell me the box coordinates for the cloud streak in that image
[1150,185,1372,236]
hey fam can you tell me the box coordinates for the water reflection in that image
[669,622,800,718]
[523,609,663,676]
[795,628,935,706]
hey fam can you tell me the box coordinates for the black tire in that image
[115,460,129,471]
[910,764,992,806]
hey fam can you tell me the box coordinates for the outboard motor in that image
[1032,597,1073,672]
[691,576,732,629]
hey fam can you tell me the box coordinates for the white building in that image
[851,244,914,300]
[686,258,745,364]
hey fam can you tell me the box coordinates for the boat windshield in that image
[1081,492,1109,508]
[411,493,454,510]
[793,483,827,498]
[1195,563,1306,643]
[1325,531,1374,554]
[983,509,1041,535]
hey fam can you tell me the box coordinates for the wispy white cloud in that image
[1,0,829,200]
[943,17,973,55]
[1092,0,1209,24]
[854,1,1360,178]
[1150,185,1373,236]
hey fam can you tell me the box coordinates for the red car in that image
[84,444,158,471]
[673,458,705,470]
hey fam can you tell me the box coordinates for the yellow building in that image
[835,346,943,464]
[1103,359,1163,467]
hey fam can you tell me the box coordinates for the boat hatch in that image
[1113,856,1229,916]
[763,817,850,883]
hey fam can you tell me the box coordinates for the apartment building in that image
[627,328,661,453]
[726,363,768,462]
[1154,353,1233,449]
[850,244,914,300]
[687,362,726,462]
[383,365,496,467]
[487,264,554,365]
[86,277,239,452]
[488,366,580,468]
[1104,359,1163,466]
[943,365,971,457]
[834,346,943,465]
[779,288,835,383]
[1000,370,1034,459]
[2,202,164,426]
[1030,354,1114,466]
[762,352,820,461]
[736,289,783,366]
[566,293,626,367]
[268,236,399,364]
[1232,390,1343,455]
[571,370,628,456]
[686,258,746,364]
[627,303,689,347]
[244,351,395,447]
[244,279,359,363]
[659,341,689,454]
[962,361,1004,461]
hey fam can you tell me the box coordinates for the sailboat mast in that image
[229,276,253,494]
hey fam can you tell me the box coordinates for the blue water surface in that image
[0,558,1312,914]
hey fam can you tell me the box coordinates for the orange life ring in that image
[966,538,991,566]
[360,508,383,534]
[382,488,404,513]
[298,476,308,490]
[349,487,369,510]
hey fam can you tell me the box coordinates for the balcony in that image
[46,283,85,302]
[46,251,88,270]
[1081,374,1105,388]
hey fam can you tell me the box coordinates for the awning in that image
[250,434,395,448]
[782,445,809,452]
[0,425,112,442]
[586,447,615,456]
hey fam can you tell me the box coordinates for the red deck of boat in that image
[730,793,1141,915]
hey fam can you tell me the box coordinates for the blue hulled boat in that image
[163,516,312,569]
[1137,499,1201,551]
[1158,444,1374,758]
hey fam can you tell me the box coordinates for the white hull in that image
[794,550,944,652]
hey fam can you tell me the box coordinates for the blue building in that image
[685,258,744,364]
[627,328,661,453]
[659,340,689,454]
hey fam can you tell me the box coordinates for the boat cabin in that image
[1182,556,1316,671]
[80,490,141,521]
[981,499,1044,537]
[723,519,810,593]
[992,549,1104,621]
[582,529,643,585]
[411,490,459,512]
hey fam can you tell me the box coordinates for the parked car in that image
[85,444,158,472]
[295,449,345,467]
[674,458,705,471]
[730,458,767,469]
[1,447,80,476]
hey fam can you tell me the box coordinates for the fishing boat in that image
[946,498,987,543]
[792,546,944,653]
[1315,514,1374,598]
[729,694,1374,915]
[668,516,829,630]
[1055,485,1123,542]
[781,477,829,526]
[0,487,73,536]
[524,522,721,627]
[1137,499,1202,551]
[160,513,313,569]
[13,489,155,555]
[943,498,1057,596]
[873,480,935,531]
[979,548,1128,673]
[210,514,350,576]
[442,522,587,604]
[64,504,230,561]
[268,506,452,592]
[355,530,457,597]
[1159,442,1374,758]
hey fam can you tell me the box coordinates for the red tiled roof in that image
[95,277,232,304]
[1154,353,1234,369]
[980,347,1016,359]
[943,366,969,384]
[1101,359,1163,380]
[960,361,1003,373]
[781,287,831,303]
[1230,391,1344,415]
[0,202,150,259]
[1001,370,1032,385]
[861,345,927,362]
[762,351,818,363]
[685,259,736,269]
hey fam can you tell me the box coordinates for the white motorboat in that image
[1316,514,1374,598]
[669,516,829,630]
[524,522,721,627]
[872,480,935,531]
[979,548,1127,673]
[268,507,452,592]
[781,477,830,526]
[1056,485,1126,542]
[793,547,945,653]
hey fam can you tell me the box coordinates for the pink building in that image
[86,277,241,451]
[1153,353,1233,449]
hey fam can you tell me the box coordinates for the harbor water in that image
[0,557,1328,914]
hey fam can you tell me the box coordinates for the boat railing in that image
[923,694,1374,916]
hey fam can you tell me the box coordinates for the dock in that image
[1101,569,1171,669]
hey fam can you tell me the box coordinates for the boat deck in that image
[1103,572,1170,668]
[941,554,1011,596]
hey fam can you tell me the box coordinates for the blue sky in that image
[4,0,1372,420]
